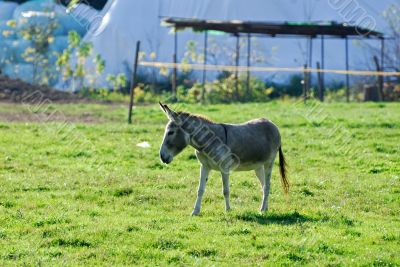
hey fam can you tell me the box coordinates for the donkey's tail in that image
[279,146,289,195]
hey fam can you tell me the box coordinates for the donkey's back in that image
[223,118,281,171]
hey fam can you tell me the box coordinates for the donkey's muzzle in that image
[160,152,172,164]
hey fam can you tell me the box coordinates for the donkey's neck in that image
[184,119,225,152]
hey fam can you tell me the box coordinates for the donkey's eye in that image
[167,131,174,136]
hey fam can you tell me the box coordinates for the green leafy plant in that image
[56,31,106,91]
[106,73,127,93]
[5,15,59,85]
[182,74,272,104]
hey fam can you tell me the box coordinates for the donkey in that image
[159,102,288,215]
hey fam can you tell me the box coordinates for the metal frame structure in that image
[163,17,386,102]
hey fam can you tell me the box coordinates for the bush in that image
[183,74,272,104]
[266,74,303,98]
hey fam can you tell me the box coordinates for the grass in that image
[0,101,399,266]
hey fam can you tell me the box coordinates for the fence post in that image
[172,28,178,100]
[235,35,240,101]
[201,30,208,103]
[316,62,324,102]
[345,37,350,102]
[308,37,313,93]
[373,55,384,101]
[246,33,251,99]
[381,38,385,100]
[128,41,141,124]
[303,64,308,104]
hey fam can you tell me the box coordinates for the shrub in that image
[184,74,273,103]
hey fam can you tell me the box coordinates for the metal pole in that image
[246,33,251,99]
[201,30,208,103]
[303,64,308,104]
[172,28,178,100]
[317,62,324,102]
[128,41,141,124]
[373,55,383,101]
[381,38,385,72]
[308,37,313,93]
[321,35,325,101]
[235,35,240,101]
[381,38,385,100]
[345,37,350,103]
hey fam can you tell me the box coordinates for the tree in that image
[56,31,106,91]
[382,4,400,74]
[360,4,399,78]
[5,15,59,85]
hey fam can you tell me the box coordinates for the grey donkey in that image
[159,102,289,215]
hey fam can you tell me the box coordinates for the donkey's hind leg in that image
[262,160,274,212]
[255,166,267,212]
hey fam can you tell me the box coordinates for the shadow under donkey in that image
[236,211,317,225]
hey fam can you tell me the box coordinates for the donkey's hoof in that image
[259,208,268,213]
[191,210,200,216]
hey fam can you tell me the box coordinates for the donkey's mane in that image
[177,112,214,123]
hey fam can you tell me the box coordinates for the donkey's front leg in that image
[192,165,210,216]
[221,172,231,211]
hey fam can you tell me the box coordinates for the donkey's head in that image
[159,102,190,164]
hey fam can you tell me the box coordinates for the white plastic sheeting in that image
[70,0,394,90]
[0,21,17,40]
[9,39,32,63]
[0,40,12,63]
[75,0,312,88]
[66,3,99,36]
[160,0,273,21]
[81,0,162,81]
[12,0,56,19]
[0,2,18,21]
[49,35,69,53]
[3,63,35,84]
[0,0,99,85]
[13,0,95,36]
[1,0,395,88]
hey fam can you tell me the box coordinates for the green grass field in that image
[0,101,399,266]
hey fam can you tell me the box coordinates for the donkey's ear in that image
[163,104,179,122]
[159,101,166,112]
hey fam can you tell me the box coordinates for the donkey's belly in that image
[234,161,267,171]
[196,150,270,172]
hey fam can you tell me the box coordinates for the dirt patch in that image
[0,75,85,103]
[0,111,106,123]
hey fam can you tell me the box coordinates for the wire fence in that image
[138,61,400,77]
